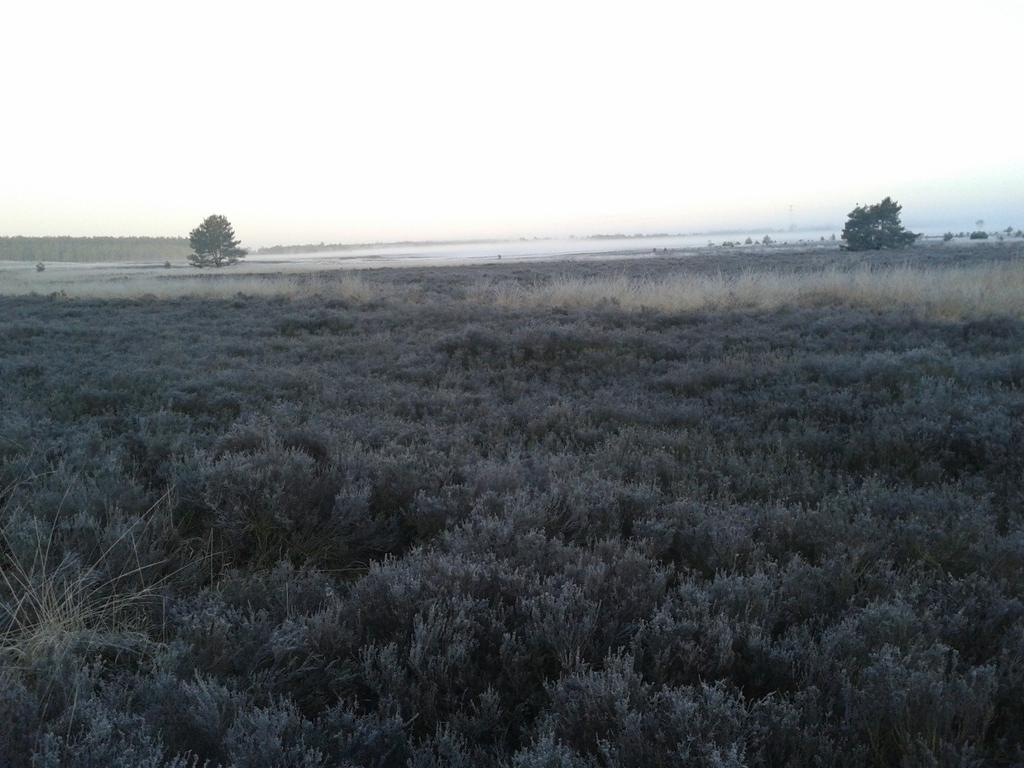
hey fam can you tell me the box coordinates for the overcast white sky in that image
[2,0,1022,246]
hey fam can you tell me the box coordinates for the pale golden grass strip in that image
[0,270,378,301]
[473,260,1024,320]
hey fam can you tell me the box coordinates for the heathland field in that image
[2,242,1023,766]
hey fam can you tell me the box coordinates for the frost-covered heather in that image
[1,242,1022,766]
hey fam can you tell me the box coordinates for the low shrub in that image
[1,244,1022,764]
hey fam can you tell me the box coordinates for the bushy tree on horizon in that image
[188,214,247,267]
[841,197,918,251]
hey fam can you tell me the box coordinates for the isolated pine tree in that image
[841,197,918,251]
[188,215,247,267]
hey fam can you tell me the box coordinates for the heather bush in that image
[1,244,1022,764]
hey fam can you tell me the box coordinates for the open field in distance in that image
[3,240,1023,320]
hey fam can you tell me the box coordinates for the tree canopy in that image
[188,215,247,267]
[841,197,918,251]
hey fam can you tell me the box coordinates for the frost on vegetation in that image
[0,243,1023,766]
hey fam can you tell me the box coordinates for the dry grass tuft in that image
[0,491,174,666]
[472,260,1024,320]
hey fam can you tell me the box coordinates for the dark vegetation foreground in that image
[1,246,1023,766]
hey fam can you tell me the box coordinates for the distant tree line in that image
[0,236,191,263]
